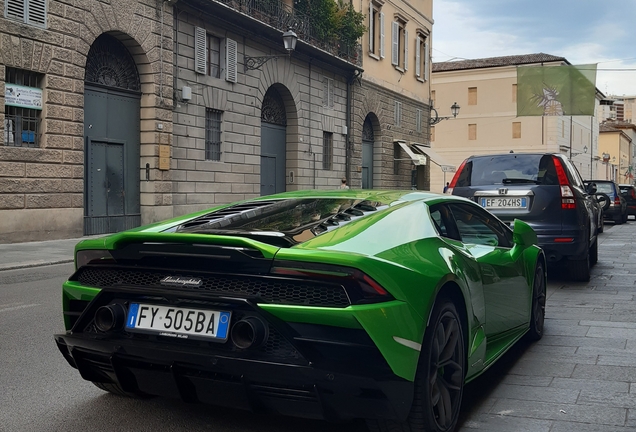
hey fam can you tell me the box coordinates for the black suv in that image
[449,153,601,281]
[585,180,627,224]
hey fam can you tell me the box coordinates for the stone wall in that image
[171,7,350,217]
[0,0,171,243]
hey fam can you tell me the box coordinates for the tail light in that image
[270,261,394,305]
[552,156,576,210]
[614,196,621,207]
[446,159,467,195]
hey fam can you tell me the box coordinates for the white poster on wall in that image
[5,84,43,110]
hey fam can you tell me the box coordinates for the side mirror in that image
[586,182,597,195]
[512,219,537,247]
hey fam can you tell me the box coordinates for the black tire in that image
[569,248,590,282]
[368,300,465,432]
[589,237,598,266]
[92,382,150,399]
[526,262,546,341]
[596,193,611,211]
[623,211,629,223]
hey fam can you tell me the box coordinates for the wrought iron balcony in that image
[214,0,362,66]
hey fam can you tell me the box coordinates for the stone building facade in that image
[1,0,173,243]
[169,2,356,217]
[1,0,431,243]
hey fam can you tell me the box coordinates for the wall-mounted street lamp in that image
[430,102,460,125]
[244,28,298,72]
[571,145,588,158]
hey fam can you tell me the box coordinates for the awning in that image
[396,141,427,166]
[411,144,456,172]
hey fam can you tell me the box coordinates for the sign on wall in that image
[5,84,43,110]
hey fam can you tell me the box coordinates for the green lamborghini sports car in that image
[55,190,546,432]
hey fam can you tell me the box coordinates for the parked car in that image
[54,190,546,432]
[586,180,627,224]
[619,184,636,220]
[448,152,603,281]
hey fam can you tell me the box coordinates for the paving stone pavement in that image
[457,219,636,431]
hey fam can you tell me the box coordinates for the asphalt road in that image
[0,263,369,432]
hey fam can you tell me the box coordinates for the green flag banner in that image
[517,64,597,116]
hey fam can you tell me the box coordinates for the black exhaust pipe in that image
[231,317,268,349]
[94,304,126,332]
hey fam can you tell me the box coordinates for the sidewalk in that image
[0,236,95,271]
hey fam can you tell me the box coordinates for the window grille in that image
[205,109,222,161]
[322,132,333,170]
[4,67,41,148]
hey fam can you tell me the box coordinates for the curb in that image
[0,259,74,272]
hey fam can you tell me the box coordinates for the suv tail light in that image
[552,156,576,210]
[446,160,467,195]
[614,196,621,207]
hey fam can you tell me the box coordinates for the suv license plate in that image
[481,197,528,209]
[126,303,231,341]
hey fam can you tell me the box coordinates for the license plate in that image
[480,197,528,209]
[126,303,231,341]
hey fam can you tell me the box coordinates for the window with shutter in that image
[194,27,207,75]
[394,101,402,127]
[225,38,238,83]
[5,0,46,28]
[415,36,421,77]
[391,21,399,66]
[26,0,45,27]
[424,42,430,81]
[403,29,408,71]
[369,2,374,53]
[379,12,385,58]
[468,87,477,105]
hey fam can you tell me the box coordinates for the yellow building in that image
[599,122,634,183]
[431,54,604,192]
[350,0,436,190]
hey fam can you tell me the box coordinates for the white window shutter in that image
[424,41,430,81]
[26,0,46,27]
[391,22,399,66]
[415,36,421,77]
[403,29,408,71]
[194,27,207,75]
[416,109,422,132]
[225,38,238,83]
[379,12,385,58]
[6,0,24,20]
[369,2,374,53]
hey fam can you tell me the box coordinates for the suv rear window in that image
[595,182,615,194]
[455,154,559,186]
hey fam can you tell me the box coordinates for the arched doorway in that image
[84,34,141,235]
[260,87,287,196]
[362,115,375,189]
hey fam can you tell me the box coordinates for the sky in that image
[432,0,636,97]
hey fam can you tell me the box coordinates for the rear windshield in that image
[595,183,615,194]
[455,154,559,186]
